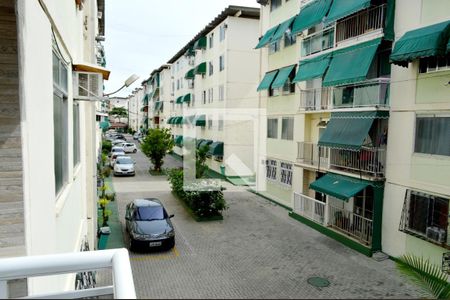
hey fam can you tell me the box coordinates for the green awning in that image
[185,45,196,56]
[193,36,207,49]
[196,139,205,148]
[208,142,224,156]
[390,20,450,67]
[174,135,183,146]
[292,0,333,34]
[323,38,381,87]
[183,94,191,102]
[153,101,163,111]
[100,121,110,130]
[152,87,160,99]
[173,116,183,124]
[257,70,279,91]
[176,96,183,104]
[198,139,213,149]
[194,62,207,75]
[255,25,280,49]
[142,94,149,104]
[318,111,389,150]
[271,16,297,42]
[167,117,174,124]
[293,53,331,82]
[271,65,296,89]
[324,0,371,24]
[185,68,195,79]
[194,114,206,126]
[310,173,369,201]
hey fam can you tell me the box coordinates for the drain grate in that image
[307,277,330,289]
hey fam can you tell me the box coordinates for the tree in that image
[196,144,209,178]
[109,107,128,118]
[141,128,174,172]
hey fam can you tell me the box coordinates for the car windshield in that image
[116,157,133,164]
[135,206,167,221]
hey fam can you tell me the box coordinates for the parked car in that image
[114,134,126,140]
[110,152,126,167]
[133,132,142,140]
[113,156,135,176]
[121,142,137,153]
[125,198,175,251]
[112,139,126,145]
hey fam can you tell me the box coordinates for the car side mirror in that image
[169,214,174,218]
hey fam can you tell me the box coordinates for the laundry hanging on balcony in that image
[318,111,389,150]
[390,20,450,67]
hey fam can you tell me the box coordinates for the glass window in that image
[266,159,277,180]
[202,90,206,104]
[73,103,80,166]
[219,85,224,101]
[220,24,226,41]
[218,117,224,131]
[282,67,296,95]
[208,116,213,129]
[209,61,214,76]
[135,206,167,221]
[270,0,282,11]
[281,117,294,140]
[269,40,281,55]
[419,54,450,73]
[54,92,68,195]
[280,162,293,185]
[284,27,296,48]
[267,118,278,138]
[414,115,450,156]
[209,33,214,48]
[219,55,225,71]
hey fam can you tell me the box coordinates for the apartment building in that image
[164,6,260,181]
[127,87,144,132]
[256,0,395,256]
[0,0,108,295]
[382,1,450,265]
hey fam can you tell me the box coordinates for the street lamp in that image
[104,74,139,97]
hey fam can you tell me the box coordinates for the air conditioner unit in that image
[73,71,103,101]
[426,226,447,243]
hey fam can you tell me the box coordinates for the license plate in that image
[149,241,162,247]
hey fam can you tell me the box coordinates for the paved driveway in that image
[110,135,424,299]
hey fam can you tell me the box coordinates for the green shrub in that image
[102,140,112,154]
[167,168,227,219]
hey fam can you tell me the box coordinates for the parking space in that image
[108,134,424,299]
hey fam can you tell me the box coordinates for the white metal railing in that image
[299,78,390,111]
[293,193,326,225]
[328,204,373,245]
[329,146,386,177]
[336,4,386,44]
[301,27,334,57]
[0,249,136,299]
[297,142,330,169]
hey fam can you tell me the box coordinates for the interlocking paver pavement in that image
[103,135,426,299]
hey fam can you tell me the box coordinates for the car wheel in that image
[133,149,137,153]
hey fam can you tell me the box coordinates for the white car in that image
[113,156,135,176]
[112,139,126,146]
[121,142,137,153]
[110,151,126,167]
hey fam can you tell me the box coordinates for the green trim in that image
[289,211,372,256]
[248,189,293,211]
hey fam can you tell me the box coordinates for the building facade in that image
[127,87,144,132]
[0,0,107,295]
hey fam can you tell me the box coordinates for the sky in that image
[104,0,259,97]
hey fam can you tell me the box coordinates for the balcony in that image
[299,78,390,111]
[0,249,136,299]
[293,193,373,246]
[301,27,334,57]
[297,142,386,178]
[300,4,386,58]
[335,4,386,45]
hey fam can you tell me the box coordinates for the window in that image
[419,54,450,73]
[208,116,213,129]
[53,52,68,196]
[176,79,180,90]
[270,0,282,11]
[209,33,214,48]
[219,55,225,71]
[282,67,296,94]
[399,190,449,244]
[269,40,281,54]
[171,82,174,93]
[202,90,206,104]
[281,117,294,140]
[218,116,224,131]
[266,159,277,180]
[269,86,280,97]
[280,162,293,186]
[284,26,296,47]
[180,78,183,89]
[209,61,214,76]
[73,103,80,166]
[220,24,226,41]
[208,88,213,103]
[219,85,224,101]
[414,115,450,156]
[191,94,195,107]
[267,118,278,138]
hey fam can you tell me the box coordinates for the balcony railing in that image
[336,4,386,44]
[0,249,136,299]
[299,78,390,111]
[293,193,326,225]
[328,204,373,245]
[297,142,330,169]
[301,27,334,57]
[329,146,386,177]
